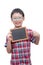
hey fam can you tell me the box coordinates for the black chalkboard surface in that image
[10,27,28,42]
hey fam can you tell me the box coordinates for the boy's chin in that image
[15,25,22,28]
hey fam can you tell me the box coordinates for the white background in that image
[0,0,43,65]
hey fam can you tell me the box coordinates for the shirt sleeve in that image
[27,29,36,43]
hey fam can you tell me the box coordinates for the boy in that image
[5,8,40,65]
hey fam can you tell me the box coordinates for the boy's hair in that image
[11,8,24,18]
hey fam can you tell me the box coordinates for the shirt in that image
[5,29,35,65]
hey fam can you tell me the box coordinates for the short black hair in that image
[11,8,24,18]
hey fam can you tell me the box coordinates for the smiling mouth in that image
[15,25,22,28]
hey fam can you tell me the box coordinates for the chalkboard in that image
[10,27,28,42]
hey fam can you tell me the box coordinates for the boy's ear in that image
[23,17,25,20]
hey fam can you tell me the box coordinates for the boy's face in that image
[12,13,24,28]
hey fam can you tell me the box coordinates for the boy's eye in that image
[18,17,21,18]
[12,17,23,21]
[13,17,22,19]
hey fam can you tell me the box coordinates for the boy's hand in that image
[33,31,40,45]
[6,31,13,43]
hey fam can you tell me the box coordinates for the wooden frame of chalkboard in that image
[10,27,28,42]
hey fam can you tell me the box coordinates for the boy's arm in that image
[5,32,12,53]
[32,31,40,45]
[6,40,12,53]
